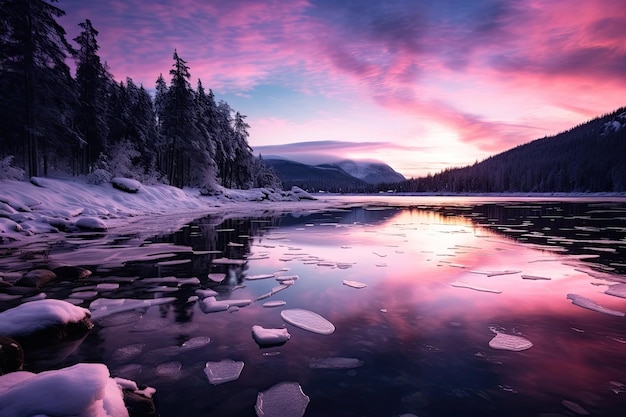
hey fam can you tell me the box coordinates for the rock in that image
[15,269,57,288]
[52,265,92,281]
[75,217,108,232]
[111,177,142,193]
[0,336,24,375]
[123,389,158,417]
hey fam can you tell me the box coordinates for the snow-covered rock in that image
[111,177,142,193]
[75,216,108,232]
[0,299,92,338]
[0,363,141,417]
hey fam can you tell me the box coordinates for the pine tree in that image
[73,19,112,174]
[0,0,78,177]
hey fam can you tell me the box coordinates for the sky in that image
[59,0,626,178]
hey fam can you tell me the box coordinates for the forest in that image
[376,107,626,194]
[0,0,280,191]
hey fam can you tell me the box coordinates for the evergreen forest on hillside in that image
[0,0,280,191]
[383,108,626,194]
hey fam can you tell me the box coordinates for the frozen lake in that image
[2,196,626,416]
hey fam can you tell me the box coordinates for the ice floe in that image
[521,274,552,280]
[469,270,521,277]
[309,357,363,369]
[252,325,291,347]
[255,381,309,417]
[207,273,226,283]
[199,296,252,313]
[246,273,276,281]
[488,331,533,352]
[605,283,626,299]
[89,297,176,321]
[204,359,244,385]
[566,293,625,317]
[342,280,367,289]
[449,281,501,294]
[280,309,335,335]
[263,300,287,308]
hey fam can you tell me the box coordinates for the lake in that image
[2,195,626,417]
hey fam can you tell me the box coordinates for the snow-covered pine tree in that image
[0,0,78,177]
[73,19,112,175]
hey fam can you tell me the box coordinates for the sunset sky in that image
[59,0,626,178]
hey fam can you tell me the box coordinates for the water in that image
[2,196,626,417]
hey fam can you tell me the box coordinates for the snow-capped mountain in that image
[332,160,405,184]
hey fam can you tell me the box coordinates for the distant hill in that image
[265,158,405,192]
[393,107,626,193]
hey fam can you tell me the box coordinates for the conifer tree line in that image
[0,0,280,190]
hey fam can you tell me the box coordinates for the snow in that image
[204,359,244,385]
[252,325,291,346]
[280,308,335,335]
[0,363,131,417]
[255,381,310,417]
[0,299,91,337]
[75,216,108,232]
[0,176,325,244]
[111,177,142,193]
[566,293,625,316]
[199,296,252,313]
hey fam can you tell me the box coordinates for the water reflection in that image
[1,198,626,417]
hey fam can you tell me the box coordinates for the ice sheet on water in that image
[89,297,176,321]
[208,273,226,283]
[605,283,626,299]
[131,318,167,332]
[212,257,247,266]
[196,288,218,298]
[252,325,290,347]
[95,283,119,290]
[200,296,252,313]
[181,336,211,350]
[246,274,276,281]
[521,275,552,280]
[342,280,367,289]
[96,310,143,327]
[309,357,363,369]
[470,270,521,277]
[488,332,533,351]
[280,309,335,335]
[111,344,145,363]
[566,293,625,317]
[255,381,310,417]
[204,359,244,385]
[263,301,286,308]
[450,281,501,294]
[156,361,182,378]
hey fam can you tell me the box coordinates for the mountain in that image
[394,107,626,193]
[265,158,404,192]
[333,160,405,184]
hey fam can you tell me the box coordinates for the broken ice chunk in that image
[342,280,367,289]
[156,361,182,378]
[255,381,310,417]
[263,301,287,308]
[450,281,501,294]
[280,308,335,335]
[489,332,533,351]
[204,359,244,385]
[252,325,290,347]
[309,357,363,369]
[199,296,252,313]
[521,275,552,281]
[207,273,226,283]
[196,288,218,298]
[566,294,625,317]
[605,283,626,299]
[246,274,276,281]
[181,336,211,350]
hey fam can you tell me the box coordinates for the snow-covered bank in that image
[0,177,329,244]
